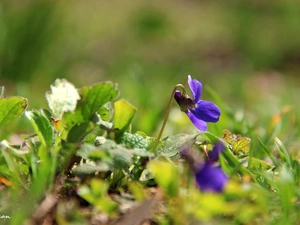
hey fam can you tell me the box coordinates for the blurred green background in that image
[1,0,300,143]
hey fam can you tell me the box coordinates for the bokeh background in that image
[1,0,300,145]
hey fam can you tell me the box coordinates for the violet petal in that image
[188,75,202,103]
[195,162,228,192]
[208,142,225,162]
[186,111,207,131]
[190,100,221,122]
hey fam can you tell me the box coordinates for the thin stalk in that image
[151,84,186,152]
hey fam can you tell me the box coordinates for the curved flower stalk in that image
[181,142,228,193]
[174,75,221,131]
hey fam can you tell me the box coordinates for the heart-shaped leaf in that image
[79,82,119,120]
[113,99,137,132]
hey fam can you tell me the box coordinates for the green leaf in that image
[0,96,28,127]
[25,110,54,147]
[274,137,292,169]
[0,163,11,177]
[62,110,85,131]
[131,148,155,158]
[79,82,119,120]
[128,181,145,201]
[111,148,133,169]
[76,141,113,160]
[1,148,23,187]
[77,179,118,214]
[222,147,252,177]
[148,160,180,197]
[258,138,279,167]
[72,163,110,177]
[201,131,222,143]
[90,113,113,129]
[0,140,29,156]
[136,131,162,151]
[76,143,98,159]
[119,132,155,157]
[19,163,29,175]
[76,140,133,170]
[157,133,199,157]
[242,156,273,170]
[46,79,80,119]
[121,132,148,149]
[113,99,137,132]
[222,129,251,155]
[98,106,110,121]
[67,122,94,143]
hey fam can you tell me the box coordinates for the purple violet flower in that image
[195,142,227,192]
[174,75,221,131]
[181,142,228,193]
[195,162,227,193]
[207,141,224,163]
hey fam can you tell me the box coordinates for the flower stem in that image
[150,84,186,152]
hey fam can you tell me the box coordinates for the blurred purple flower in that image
[195,162,227,193]
[207,141,224,162]
[196,142,227,192]
[174,75,221,131]
[181,142,227,193]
